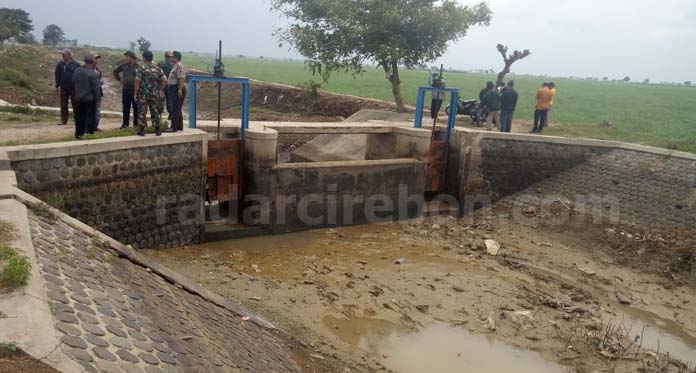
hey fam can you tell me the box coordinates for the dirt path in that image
[146,213,696,373]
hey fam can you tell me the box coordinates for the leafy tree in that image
[643,78,650,84]
[602,77,608,81]
[42,24,65,46]
[136,36,151,54]
[15,32,35,44]
[623,76,631,82]
[128,41,137,51]
[0,8,33,50]
[685,81,692,86]
[495,44,530,87]
[272,0,492,112]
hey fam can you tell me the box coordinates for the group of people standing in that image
[54,48,187,138]
[478,80,557,133]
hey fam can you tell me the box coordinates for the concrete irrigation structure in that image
[0,119,694,372]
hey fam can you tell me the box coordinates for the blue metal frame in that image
[188,75,251,138]
[414,87,460,141]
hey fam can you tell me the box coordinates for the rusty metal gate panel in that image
[207,139,242,203]
[425,140,448,193]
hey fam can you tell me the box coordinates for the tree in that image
[602,77,608,81]
[42,24,65,46]
[623,76,631,82]
[0,8,33,50]
[643,78,650,84]
[128,41,137,51]
[136,36,151,54]
[15,32,35,44]
[272,0,492,112]
[685,81,692,86]
[495,44,530,87]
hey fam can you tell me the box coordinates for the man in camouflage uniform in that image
[158,51,174,118]
[134,51,167,136]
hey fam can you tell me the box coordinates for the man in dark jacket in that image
[479,81,494,102]
[54,49,80,125]
[499,80,518,133]
[72,54,101,139]
[113,51,139,129]
[481,86,501,131]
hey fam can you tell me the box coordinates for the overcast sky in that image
[4,0,694,82]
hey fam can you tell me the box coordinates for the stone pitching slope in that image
[497,148,696,228]
[29,212,299,373]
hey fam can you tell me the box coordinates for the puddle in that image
[614,308,696,366]
[378,323,565,373]
[323,317,565,373]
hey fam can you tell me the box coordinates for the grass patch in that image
[0,246,31,288]
[0,220,16,242]
[0,342,19,357]
[26,202,59,224]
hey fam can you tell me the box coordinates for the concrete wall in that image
[366,126,431,161]
[4,132,208,249]
[242,127,426,231]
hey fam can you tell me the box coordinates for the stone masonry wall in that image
[11,141,205,249]
[501,148,696,228]
[257,159,425,232]
[480,138,612,200]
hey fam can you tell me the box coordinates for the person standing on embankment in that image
[165,51,187,133]
[482,84,501,131]
[158,51,174,120]
[532,83,553,133]
[54,49,80,126]
[499,80,518,133]
[71,54,101,139]
[134,51,167,137]
[113,51,140,129]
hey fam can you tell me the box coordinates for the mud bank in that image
[147,214,696,373]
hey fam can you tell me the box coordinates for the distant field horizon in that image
[182,56,695,153]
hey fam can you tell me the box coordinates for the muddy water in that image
[154,222,696,371]
[615,307,696,366]
[378,323,564,373]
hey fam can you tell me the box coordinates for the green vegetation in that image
[271,0,491,112]
[0,220,15,241]
[26,202,58,223]
[0,48,34,91]
[0,341,19,357]
[0,342,18,357]
[186,57,696,153]
[0,220,30,290]
[0,247,31,289]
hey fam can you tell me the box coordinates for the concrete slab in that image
[0,198,81,373]
[3,129,208,161]
[291,134,367,162]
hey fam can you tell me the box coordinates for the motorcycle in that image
[446,99,487,127]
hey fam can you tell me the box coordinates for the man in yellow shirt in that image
[532,83,553,133]
[545,82,557,129]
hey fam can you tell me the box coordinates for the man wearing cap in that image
[54,49,80,125]
[113,51,139,129]
[134,51,167,137]
[158,51,174,119]
[166,51,187,132]
[72,54,101,139]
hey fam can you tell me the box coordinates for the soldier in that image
[158,51,174,119]
[134,51,167,137]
